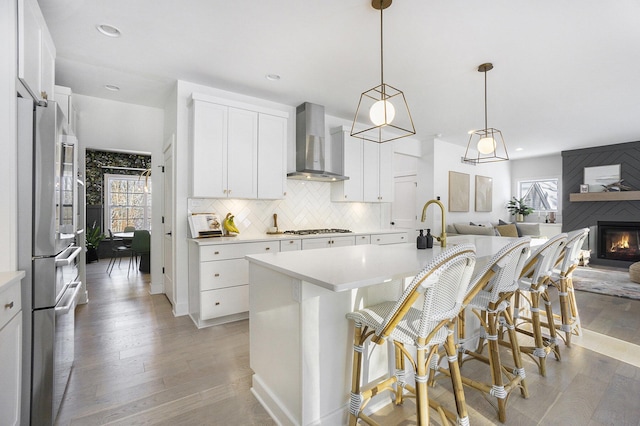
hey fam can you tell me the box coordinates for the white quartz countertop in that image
[246,235,520,292]
[0,271,26,292]
[189,229,407,245]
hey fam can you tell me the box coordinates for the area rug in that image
[571,266,640,300]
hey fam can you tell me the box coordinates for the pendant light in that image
[463,63,509,163]
[351,0,415,144]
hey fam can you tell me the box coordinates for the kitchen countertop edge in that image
[188,229,409,245]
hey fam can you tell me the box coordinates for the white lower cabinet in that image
[371,232,408,245]
[280,239,301,252]
[0,273,24,426]
[355,234,371,245]
[301,236,355,250]
[188,240,278,328]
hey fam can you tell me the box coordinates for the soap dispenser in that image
[426,229,434,248]
[417,229,427,249]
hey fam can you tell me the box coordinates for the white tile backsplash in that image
[188,180,390,236]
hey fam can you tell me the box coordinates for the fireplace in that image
[597,221,640,262]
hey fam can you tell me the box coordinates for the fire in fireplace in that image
[598,221,640,262]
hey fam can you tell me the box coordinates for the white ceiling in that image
[38,0,640,159]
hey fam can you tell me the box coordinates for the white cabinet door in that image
[355,235,371,245]
[17,0,55,103]
[331,128,363,202]
[377,143,394,202]
[362,141,393,203]
[227,108,258,199]
[302,237,331,250]
[0,314,21,426]
[371,232,408,245]
[190,101,227,198]
[363,141,380,202]
[258,114,287,199]
[331,236,356,247]
[280,239,301,252]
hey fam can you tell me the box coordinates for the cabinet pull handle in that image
[4,301,14,309]
[214,251,220,255]
[265,247,270,251]
[215,302,220,306]
[401,236,405,239]
[214,273,220,277]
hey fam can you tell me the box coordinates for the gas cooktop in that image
[283,228,352,236]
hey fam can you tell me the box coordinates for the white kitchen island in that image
[246,236,520,425]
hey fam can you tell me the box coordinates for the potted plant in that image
[86,222,105,263]
[507,197,534,222]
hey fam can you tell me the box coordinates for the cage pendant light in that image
[463,63,509,164]
[351,0,415,144]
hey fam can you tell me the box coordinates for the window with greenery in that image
[518,179,558,212]
[104,174,152,232]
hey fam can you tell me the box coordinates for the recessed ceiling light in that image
[265,74,281,81]
[104,84,120,92]
[515,147,524,152]
[96,24,121,37]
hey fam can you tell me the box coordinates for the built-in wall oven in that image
[17,96,82,425]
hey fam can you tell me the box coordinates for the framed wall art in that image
[475,175,493,212]
[448,171,470,212]
[584,164,620,192]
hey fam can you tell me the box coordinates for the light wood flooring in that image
[55,260,640,425]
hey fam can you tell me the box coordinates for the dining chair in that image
[548,228,590,346]
[123,226,136,247]
[346,244,476,426]
[128,230,151,276]
[513,233,567,376]
[106,229,132,275]
[433,237,531,423]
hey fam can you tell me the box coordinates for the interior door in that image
[392,175,417,230]
[163,139,175,307]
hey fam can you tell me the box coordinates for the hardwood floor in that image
[56,260,640,425]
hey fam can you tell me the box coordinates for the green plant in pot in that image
[86,222,105,263]
[507,197,534,222]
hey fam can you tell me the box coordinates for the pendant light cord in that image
[380,0,385,95]
[484,69,488,132]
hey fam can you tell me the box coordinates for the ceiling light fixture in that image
[104,84,120,92]
[463,63,509,164]
[265,74,281,81]
[351,0,415,144]
[96,24,121,38]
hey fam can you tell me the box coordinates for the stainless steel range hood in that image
[287,102,349,182]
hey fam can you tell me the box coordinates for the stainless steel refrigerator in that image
[17,96,83,425]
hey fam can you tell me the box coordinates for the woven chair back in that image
[378,244,476,340]
[559,228,590,274]
[467,237,532,304]
[522,233,568,285]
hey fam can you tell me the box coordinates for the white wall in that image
[510,153,563,223]
[1,0,18,272]
[419,138,512,235]
[74,95,165,293]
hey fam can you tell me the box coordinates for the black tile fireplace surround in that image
[597,221,640,264]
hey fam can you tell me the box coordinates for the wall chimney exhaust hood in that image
[287,102,349,182]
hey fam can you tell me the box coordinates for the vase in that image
[516,214,524,222]
[86,248,99,263]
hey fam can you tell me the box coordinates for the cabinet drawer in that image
[200,285,249,320]
[200,259,248,290]
[355,235,371,245]
[371,233,408,245]
[280,239,301,252]
[200,241,278,261]
[0,280,22,329]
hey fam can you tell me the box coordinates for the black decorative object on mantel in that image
[602,179,633,192]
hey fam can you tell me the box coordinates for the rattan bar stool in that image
[346,244,476,426]
[513,233,567,376]
[548,228,590,346]
[431,237,532,423]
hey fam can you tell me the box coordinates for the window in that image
[519,179,558,212]
[104,174,152,232]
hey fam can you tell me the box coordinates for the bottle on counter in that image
[426,229,433,248]
[417,229,427,249]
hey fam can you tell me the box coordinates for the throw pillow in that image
[515,223,541,237]
[454,223,496,236]
[496,223,519,237]
[499,219,522,236]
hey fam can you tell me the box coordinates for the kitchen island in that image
[246,235,521,425]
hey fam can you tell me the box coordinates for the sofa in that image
[446,221,543,238]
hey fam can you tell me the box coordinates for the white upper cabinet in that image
[226,108,258,199]
[363,141,393,202]
[330,127,363,202]
[55,85,78,135]
[257,114,287,199]
[189,93,288,200]
[18,0,55,103]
